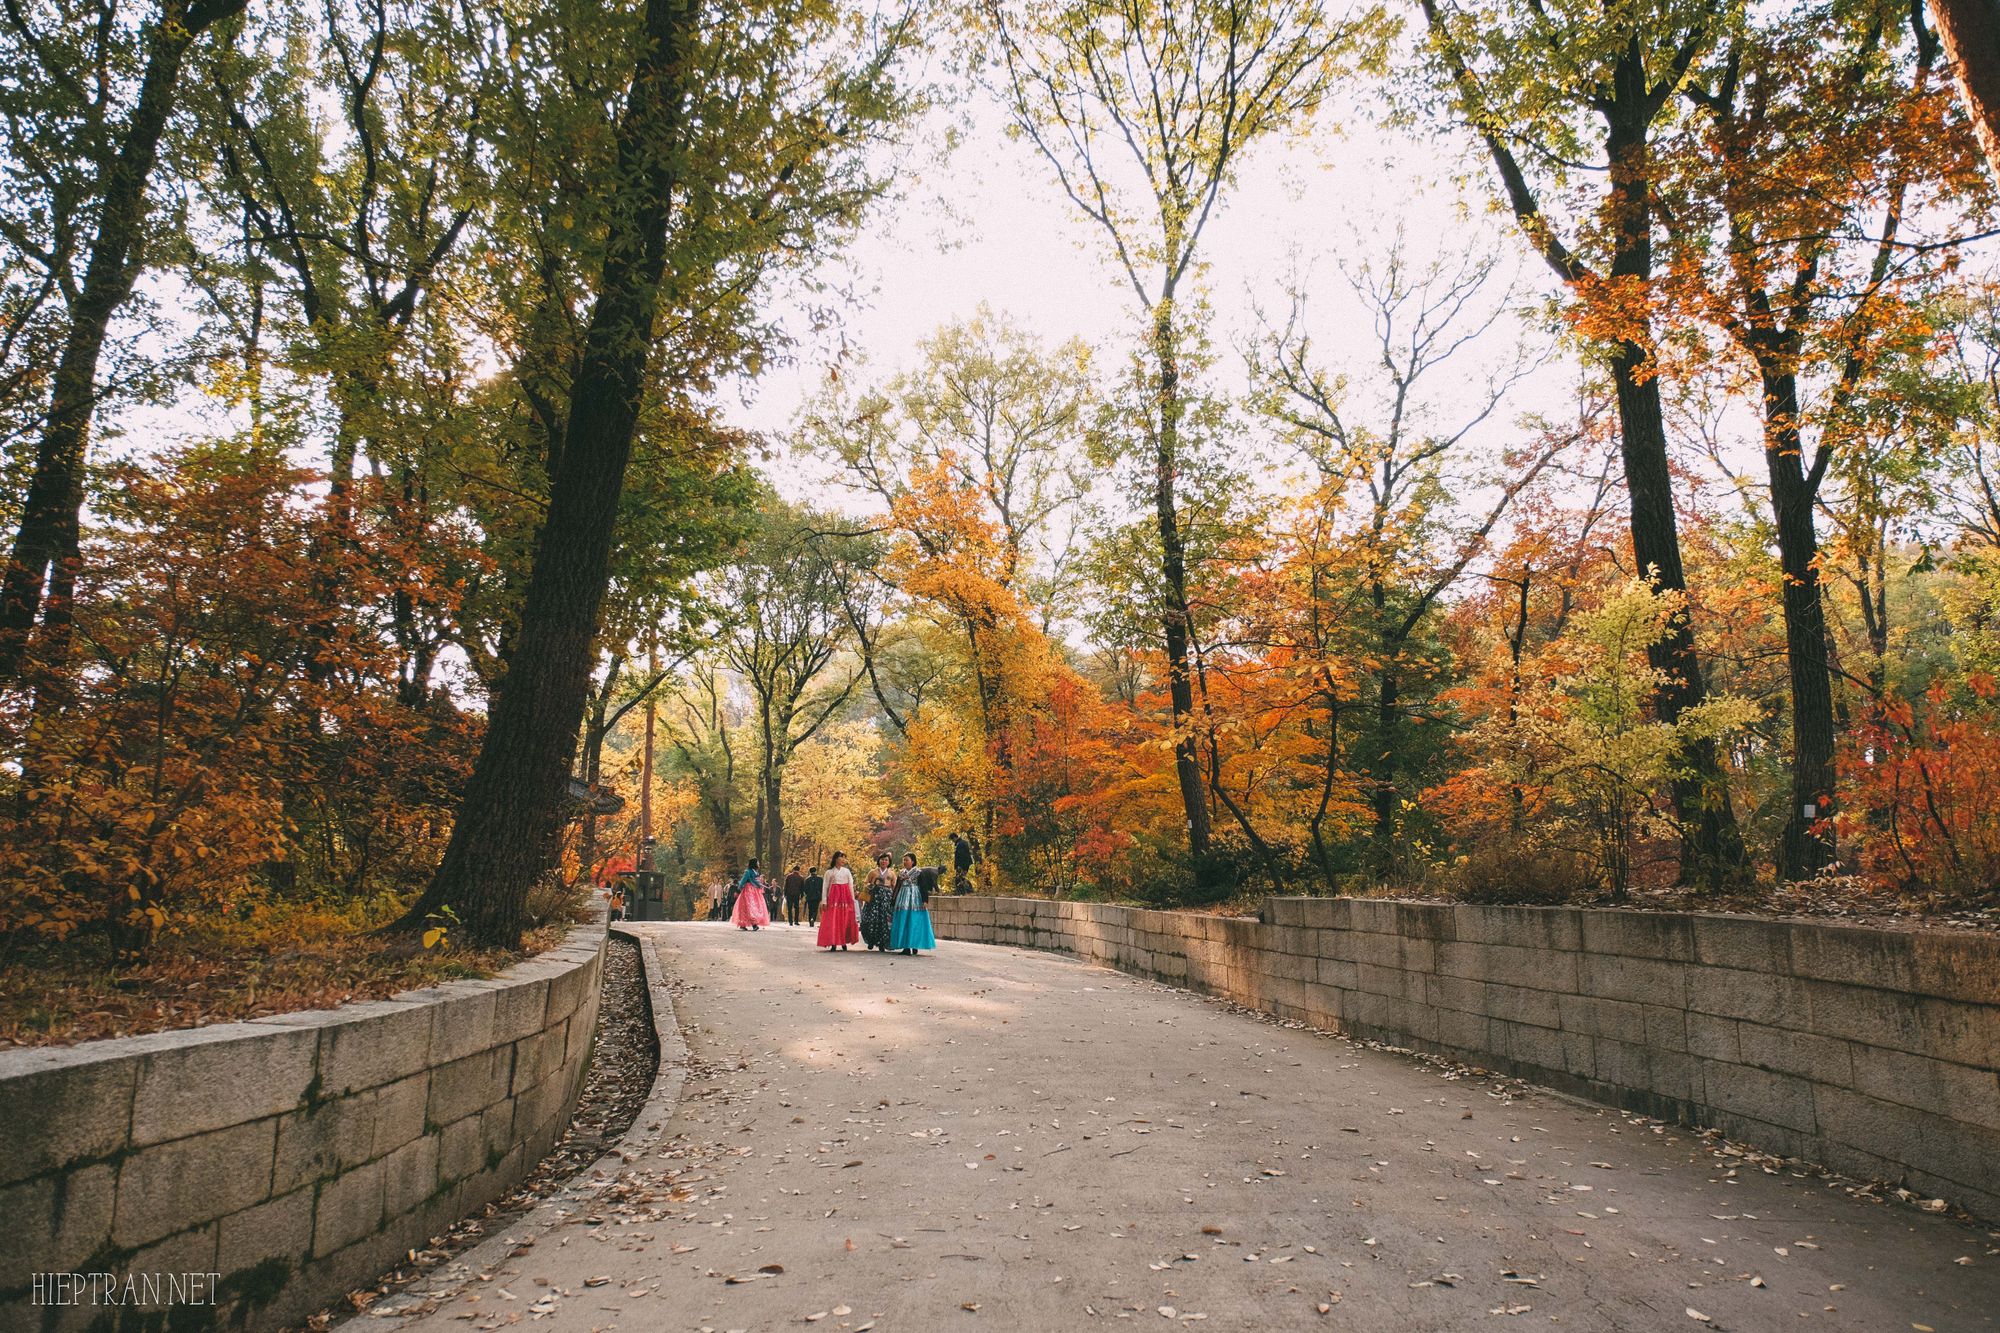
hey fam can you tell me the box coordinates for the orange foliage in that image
[1842,680,2000,905]
[0,444,481,946]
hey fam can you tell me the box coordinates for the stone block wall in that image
[931,895,2000,1220]
[0,917,606,1332]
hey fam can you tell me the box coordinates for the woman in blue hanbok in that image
[889,852,937,955]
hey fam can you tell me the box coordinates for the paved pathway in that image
[382,922,1998,1332]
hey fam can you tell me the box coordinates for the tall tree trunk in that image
[1933,0,2000,182]
[1151,295,1212,864]
[1369,660,1399,879]
[0,0,250,683]
[581,708,607,882]
[1760,369,1838,879]
[393,0,694,948]
[1604,100,1746,888]
[1503,571,1531,834]
[1366,565,1399,879]
[763,764,784,871]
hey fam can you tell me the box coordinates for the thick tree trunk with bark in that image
[1151,297,1212,865]
[1759,369,1838,879]
[763,764,785,871]
[1369,660,1399,878]
[1933,0,2000,181]
[1604,101,1746,887]
[1607,337,1744,885]
[0,0,250,683]
[394,0,694,948]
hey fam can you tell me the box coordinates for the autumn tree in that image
[718,503,872,872]
[1482,581,1757,898]
[782,720,891,863]
[659,665,750,871]
[811,313,1100,863]
[399,0,917,946]
[0,0,251,682]
[1662,0,1988,878]
[1428,433,1626,852]
[990,0,1389,878]
[1419,0,1750,885]
[815,308,1097,619]
[1248,231,1559,878]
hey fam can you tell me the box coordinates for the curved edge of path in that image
[331,925,692,1329]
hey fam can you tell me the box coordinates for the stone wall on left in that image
[0,916,606,1333]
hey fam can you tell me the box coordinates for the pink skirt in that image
[732,883,770,928]
[817,883,860,947]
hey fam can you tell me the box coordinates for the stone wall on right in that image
[929,895,2000,1220]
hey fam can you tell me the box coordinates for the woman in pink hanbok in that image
[816,851,860,950]
[731,860,771,931]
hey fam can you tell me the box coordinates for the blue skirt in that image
[890,907,936,951]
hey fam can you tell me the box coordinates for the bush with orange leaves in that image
[1843,674,2000,908]
[0,443,478,952]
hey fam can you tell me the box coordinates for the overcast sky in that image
[732,78,1577,512]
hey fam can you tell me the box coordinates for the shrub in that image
[1447,843,1602,906]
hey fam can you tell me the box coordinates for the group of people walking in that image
[725,850,938,956]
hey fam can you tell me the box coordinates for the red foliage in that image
[1842,681,2000,905]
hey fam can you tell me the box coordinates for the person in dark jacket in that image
[783,865,806,926]
[951,831,977,894]
[803,866,824,926]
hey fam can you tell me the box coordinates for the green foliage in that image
[1480,580,1759,897]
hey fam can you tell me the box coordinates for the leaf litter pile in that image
[0,915,572,1049]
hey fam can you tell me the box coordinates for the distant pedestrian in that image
[951,830,977,894]
[783,865,806,926]
[817,852,860,950]
[890,853,937,955]
[803,865,824,927]
[731,860,770,931]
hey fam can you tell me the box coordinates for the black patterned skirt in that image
[860,890,894,950]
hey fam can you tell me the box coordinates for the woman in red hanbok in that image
[731,860,771,930]
[816,851,860,950]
